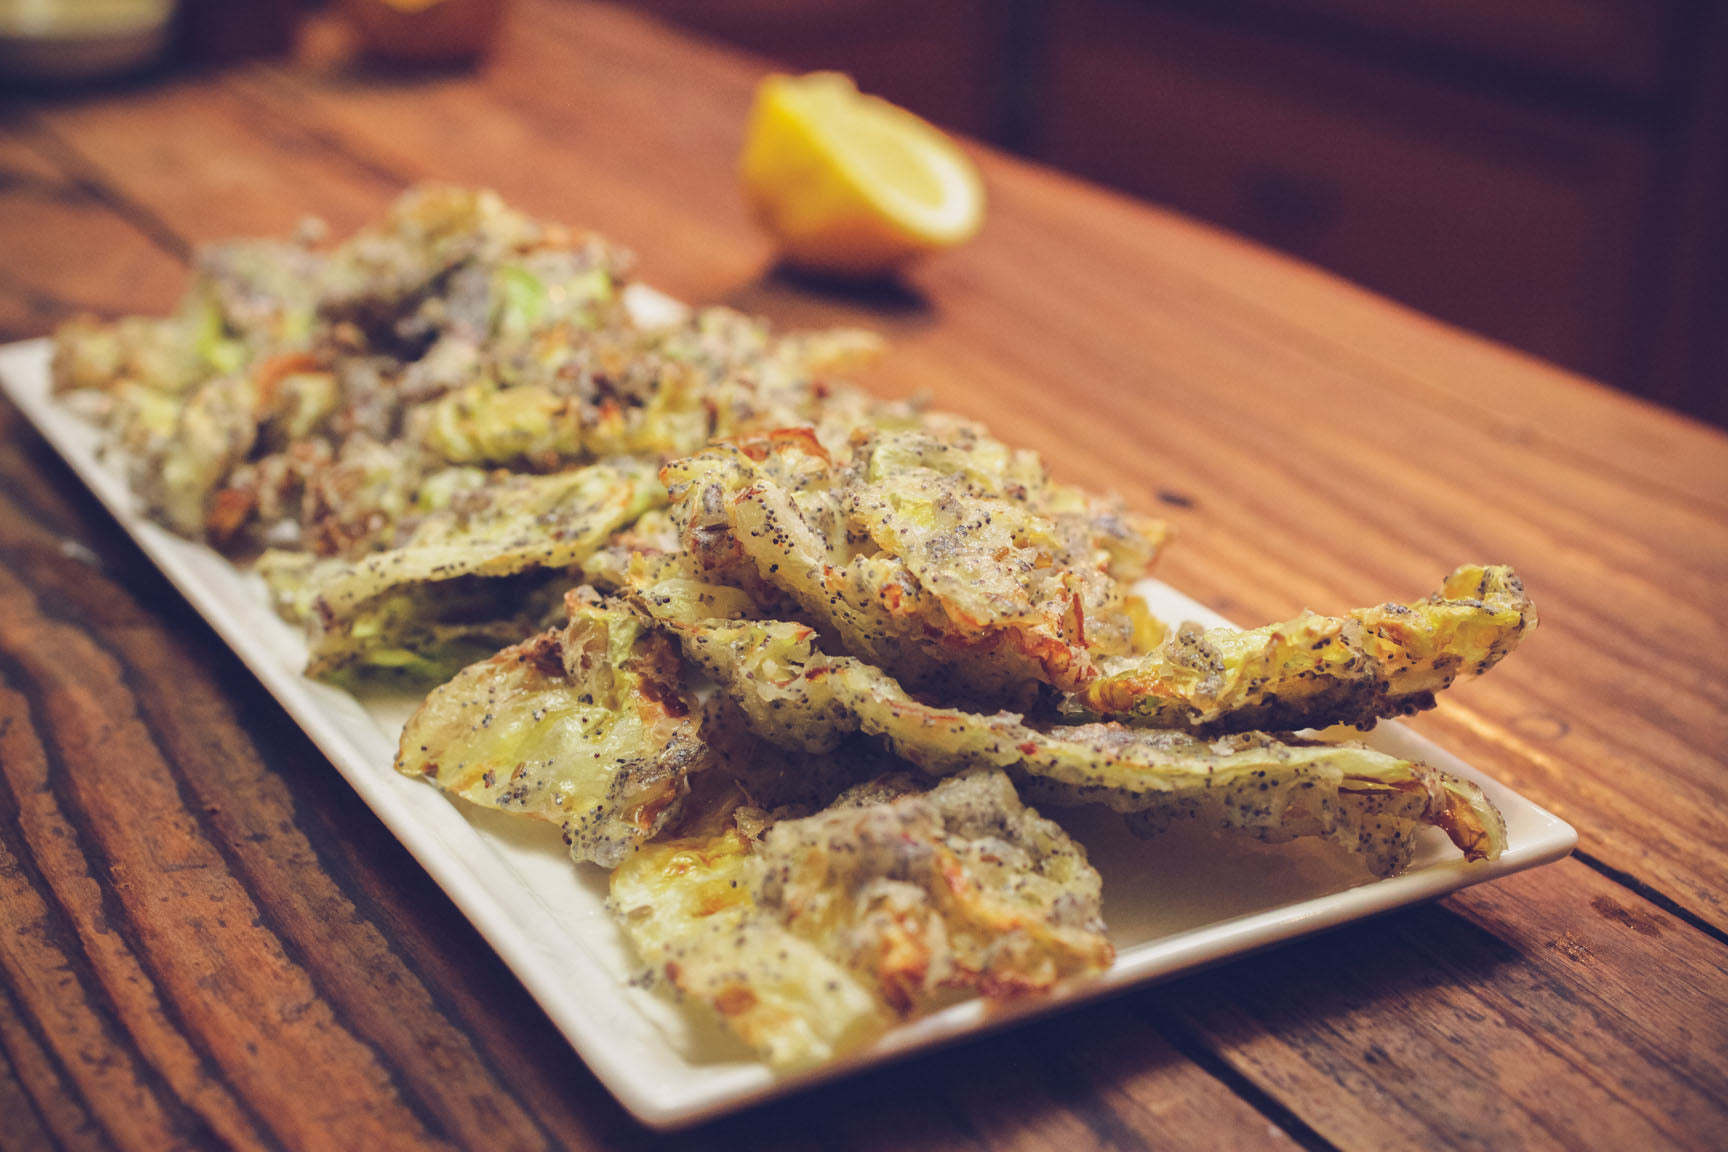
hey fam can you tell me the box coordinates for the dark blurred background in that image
[621,0,1728,431]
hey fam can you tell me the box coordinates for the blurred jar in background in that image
[0,0,177,81]
[339,0,508,64]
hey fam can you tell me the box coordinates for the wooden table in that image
[2,3,1725,1148]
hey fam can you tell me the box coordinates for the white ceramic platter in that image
[0,333,1577,1130]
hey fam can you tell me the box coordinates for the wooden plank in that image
[0,678,273,1152]
[1155,860,1728,1150]
[0,526,458,1148]
[18,78,404,248]
[0,126,188,340]
[691,1007,1311,1151]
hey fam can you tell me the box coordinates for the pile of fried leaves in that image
[55,187,1536,1069]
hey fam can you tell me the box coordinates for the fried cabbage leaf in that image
[316,184,627,338]
[260,550,569,684]
[414,305,885,471]
[311,458,664,618]
[1078,565,1536,732]
[611,827,890,1069]
[755,768,1113,1011]
[52,234,329,535]
[278,459,663,679]
[609,767,1110,1069]
[663,424,1166,703]
[395,588,708,866]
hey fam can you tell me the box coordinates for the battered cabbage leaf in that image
[682,705,904,832]
[662,424,1166,703]
[141,370,262,536]
[632,579,1505,876]
[193,235,324,354]
[52,233,330,536]
[1078,565,1536,732]
[610,827,890,1070]
[316,184,626,338]
[283,460,663,679]
[259,549,568,684]
[53,312,213,402]
[395,588,707,866]
[139,355,357,540]
[306,578,565,684]
[230,434,462,561]
[756,769,1113,1011]
[413,305,886,471]
[646,306,887,456]
[609,768,1110,1068]
[310,458,664,618]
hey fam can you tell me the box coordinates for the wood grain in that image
[1,2,1725,1147]
[0,126,186,341]
[1158,862,1728,1150]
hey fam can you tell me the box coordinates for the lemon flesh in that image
[741,72,985,275]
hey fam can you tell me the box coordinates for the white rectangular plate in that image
[1,336,1577,1130]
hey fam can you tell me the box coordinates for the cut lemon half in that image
[740,72,985,276]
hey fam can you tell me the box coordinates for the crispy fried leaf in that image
[318,460,662,615]
[756,768,1113,1012]
[1079,565,1536,732]
[610,768,1109,1068]
[395,589,707,866]
[662,426,1165,703]
[610,828,890,1070]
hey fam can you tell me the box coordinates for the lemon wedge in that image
[740,72,985,275]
